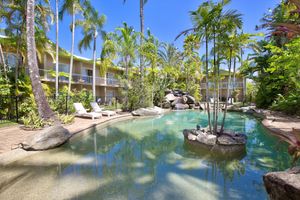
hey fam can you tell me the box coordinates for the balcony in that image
[37,69,121,87]
[201,82,244,89]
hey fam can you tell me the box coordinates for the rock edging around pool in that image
[263,167,300,200]
[182,128,247,158]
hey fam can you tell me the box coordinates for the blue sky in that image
[47,0,280,59]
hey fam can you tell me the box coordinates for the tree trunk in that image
[67,4,75,100]
[232,56,236,104]
[55,0,59,98]
[92,31,97,101]
[139,0,144,77]
[205,28,212,134]
[220,48,233,134]
[26,0,55,120]
[213,26,217,134]
[0,43,7,79]
[15,31,21,96]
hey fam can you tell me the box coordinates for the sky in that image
[47,0,280,59]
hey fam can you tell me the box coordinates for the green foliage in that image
[49,86,93,114]
[19,96,37,118]
[271,92,300,115]
[21,110,44,129]
[58,114,75,125]
[246,82,257,103]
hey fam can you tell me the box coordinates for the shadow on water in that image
[0,111,295,200]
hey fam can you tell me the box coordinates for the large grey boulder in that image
[263,167,300,200]
[185,95,196,104]
[21,125,71,151]
[217,133,247,145]
[165,93,176,102]
[174,103,189,110]
[132,106,163,116]
[196,133,217,146]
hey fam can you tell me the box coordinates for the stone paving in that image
[0,113,132,155]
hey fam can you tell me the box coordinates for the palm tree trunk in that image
[26,0,55,120]
[0,43,7,79]
[205,28,212,134]
[67,4,75,100]
[220,48,233,134]
[15,31,21,96]
[213,26,217,134]
[139,0,144,76]
[92,31,97,101]
[232,56,236,104]
[55,0,59,99]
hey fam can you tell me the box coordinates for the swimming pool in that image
[0,111,292,200]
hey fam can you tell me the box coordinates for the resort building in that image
[40,52,123,103]
[1,37,123,104]
[200,70,247,102]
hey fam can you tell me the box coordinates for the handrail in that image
[38,68,120,86]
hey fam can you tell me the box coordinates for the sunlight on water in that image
[0,111,293,200]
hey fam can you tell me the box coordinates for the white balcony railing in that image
[38,69,120,87]
[201,82,244,89]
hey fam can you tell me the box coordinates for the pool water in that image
[0,111,293,200]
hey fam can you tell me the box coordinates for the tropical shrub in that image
[58,114,75,124]
[271,92,300,115]
[21,110,44,129]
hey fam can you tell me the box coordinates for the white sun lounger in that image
[90,102,117,117]
[73,103,102,120]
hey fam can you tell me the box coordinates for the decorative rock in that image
[183,129,247,157]
[174,103,189,110]
[185,95,196,104]
[162,102,171,109]
[21,125,71,151]
[165,89,172,95]
[132,106,164,116]
[217,133,247,145]
[196,133,217,146]
[171,98,184,106]
[188,133,197,141]
[189,104,195,109]
[165,93,177,102]
[263,167,300,200]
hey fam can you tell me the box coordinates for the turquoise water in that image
[0,111,293,200]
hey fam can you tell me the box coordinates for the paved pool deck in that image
[260,110,300,145]
[0,113,132,156]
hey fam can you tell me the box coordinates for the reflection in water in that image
[0,111,294,200]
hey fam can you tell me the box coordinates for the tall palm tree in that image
[177,0,243,135]
[122,0,148,76]
[55,0,59,98]
[176,0,215,134]
[115,22,138,79]
[77,2,106,101]
[26,0,55,120]
[60,0,84,100]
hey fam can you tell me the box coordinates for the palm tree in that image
[77,2,106,101]
[115,22,138,79]
[26,0,55,120]
[122,0,148,75]
[177,0,243,135]
[55,0,59,98]
[176,0,216,134]
[59,0,84,100]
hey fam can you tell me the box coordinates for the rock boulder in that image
[21,125,71,151]
[263,167,300,200]
[132,106,164,116]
